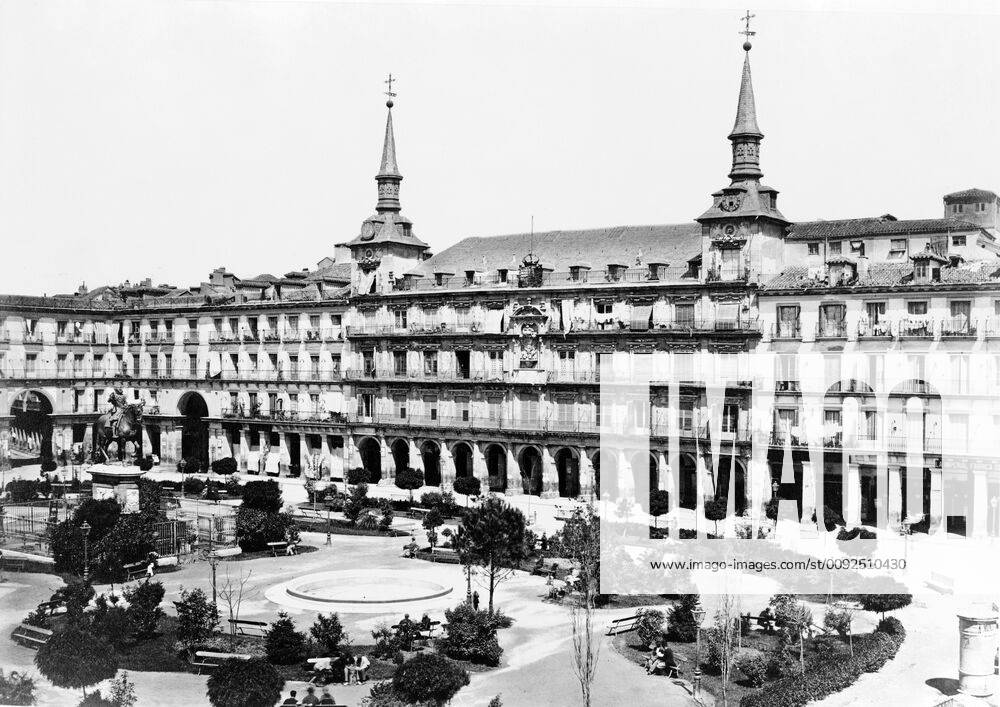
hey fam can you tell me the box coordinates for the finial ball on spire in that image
[386,99,394,109]
[743,40,752,51]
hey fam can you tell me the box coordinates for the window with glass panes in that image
[456,397,470,422]
[393,351,406,375]
[487,350,503,378]
[424,351,438,375]
[393,395,407,419]
[520,394,539,422]
[558,350,575,378]
[394,309,407,329]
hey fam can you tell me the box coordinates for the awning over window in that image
[630,304,653,331]
[484,308,504,333]
[716,303,739,323]
[561,300,574,331]
[357,272,376,295]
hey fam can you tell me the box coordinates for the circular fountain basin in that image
[283,570,453,606]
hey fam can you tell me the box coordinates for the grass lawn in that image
[294,518,408,538]
[612,625,856,705]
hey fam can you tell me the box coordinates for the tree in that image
[439,603,503,666]
[218,567,257,649]
[136,478,162,519]
[123,580,165,639]
[856,593,912,619]
[72,498,122,544]
[92,514,156,580]
[49,521,86,575]
[704,497,728,535]
[378,498,394,532]
[91,594,133,651]
[0,669,35,706]
[50,577,95,623]
[649,490,670,528]
[635,608,666,647]
[34,626,117,699]
[343,483,369,525]
[392,653,469,706]
[453,476,481,501]
[174,587,220,650]
[667,594,701,642]
[712,594,739,706]
[265,612,306,664]
[206,657,284,707]
[235,507,294,552]
[769,594,811,673]
[394,467,424,502]
[561,504,602,707]
[461,496,527,612]
[346,467,369,485]
[107,672,138,707]
[310,613,349,654]
[240,480,283,514]
[423,508,444,547]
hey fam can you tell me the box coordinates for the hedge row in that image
[739,621,906,707]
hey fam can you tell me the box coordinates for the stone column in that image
[299,433,310,479]
[320,434,332,480]
[578,448,595,501]
[379,435,390,484]
[409,439,424,472]
[887,465,903,524]
[929,465,944,536]
[541,446,558,498]
[239,425,251,472]
[472,442,487,487]
[505,445,521,495]
[845,462,862,526]
[439,441,455,492]
[277,432,289,476]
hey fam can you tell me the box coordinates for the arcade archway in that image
[420,441,441,486]
[518,446,543,496]
[358,437,382,483]
[178,392,209,468]
[452,442,474,479]
[555,447,580,498]
[484,443,507,493]
[390,438,410,474]
[9,390,53,465]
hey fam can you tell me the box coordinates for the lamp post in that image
[324,492,334,547]
[692,598,706,697]
[179,458,187,501]
[81,521,91,582]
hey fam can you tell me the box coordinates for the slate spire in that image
[728,43,764,183]
[376,97,402,213]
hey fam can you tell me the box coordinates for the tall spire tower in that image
[697,12,787,282]
[376,73,402,213]
[728,34,764,183]
[341,73,429,293]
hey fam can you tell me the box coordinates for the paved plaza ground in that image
[2,464,993,706]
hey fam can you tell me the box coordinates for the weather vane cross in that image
[740,10,756,40]
[384,73,397,98]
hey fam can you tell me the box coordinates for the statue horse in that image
[93,401,144,463]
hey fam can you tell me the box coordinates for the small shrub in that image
[876,616,905,637]
[737,654,767,687]
[634,608,666,647]
[77,691,115,706]
[182,476,205,496]
[34,626,118,695]
[346,467,369,485]
[211,457,238,475]
[452,476,481,497]
[123,580,166,639]
[0,669,36,706]
[439,603,504,667]
[174,587,219,649]
[137,456,154,472]
[392,653,469,706]
[181,456,202,474]
[41,459,58,473]
[394,467,424,496]
[240,480,283,513]
[206,657,284,707]
[343,484,369,525]
[378,499,394,531]
[5,479,42,502]
[371,622,400,659]
[824,607,852,639]
[666,594,700,643]
[310,613,348,654]
[264,612,306,665]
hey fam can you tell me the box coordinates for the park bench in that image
[267,541,288,557]
[430,546,459,563]
[606,613,643,636]
[928,572,956,594]
[123,561,148,582]
[228,618,268,638]
[2,557,27,573]
[408,506,431,520]
[11,623,52,649]
[37,600,64,616]
[190,650,252,674]
[554,504,575,521]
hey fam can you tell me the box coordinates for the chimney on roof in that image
[141,278,152,287]
[77,282,88,295]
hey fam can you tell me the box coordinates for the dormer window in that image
[569,265,591,282]
[497,268,508,283]
[434,271,453,287]
[647,262,668,281]
[606,264,627,282]
[464,270,477,286]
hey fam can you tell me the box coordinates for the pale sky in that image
[0,0,998,296]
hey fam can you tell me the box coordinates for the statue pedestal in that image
[88,464,147,513]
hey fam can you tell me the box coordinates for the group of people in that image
[280,687,337,705]
[644,638,679,677]
[308,653,370,687]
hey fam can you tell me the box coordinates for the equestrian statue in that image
[93,386,145,463]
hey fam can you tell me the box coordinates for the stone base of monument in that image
[87,463,147,513]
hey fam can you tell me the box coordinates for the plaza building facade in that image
[2,43,1000,534]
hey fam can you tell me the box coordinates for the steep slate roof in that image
[763,261,1000,292]
[410,224,702,282]
[786,217,984,240]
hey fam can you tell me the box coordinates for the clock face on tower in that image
[720,194,743,212]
